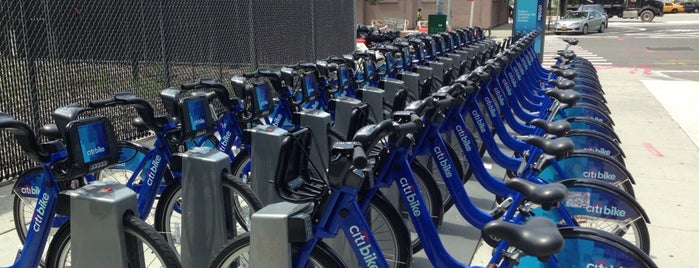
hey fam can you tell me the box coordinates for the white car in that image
[555,10,607,35]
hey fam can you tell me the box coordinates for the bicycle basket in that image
[178,93,216,139]
[63,116,120,178]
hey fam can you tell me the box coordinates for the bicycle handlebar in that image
[89,92,160,131]
[243,69,284,95]
[0,112,46,162]
[181,78,236,111]
[352,145,367,170]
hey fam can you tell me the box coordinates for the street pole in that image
[447,0,452,28]
[469,1,475,27]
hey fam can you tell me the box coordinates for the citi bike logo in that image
[471,110,487,134]
[433,146,453,178]
[586,202,627,217]
[492,87,506,106]
[193,118,206,126]
[484,95,498,118]
[590,116,604,123]
[20,184,41,196]
[399,178,422,216]
[582,146,611,156]
[455,125,473,152]
[502,79,513,96]
[349,225,380,268]
[86,146,106,156]
[587,260,625,268]
[582,169,616,181]
[147,155,162,186]
[218,130,233,151]
[306,101,320,110]
[32,193,50,232]
[507,73,516,86]
[272,113,284,126]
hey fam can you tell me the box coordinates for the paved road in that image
[552,13,699,81]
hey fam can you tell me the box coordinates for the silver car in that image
[555,10,607,35]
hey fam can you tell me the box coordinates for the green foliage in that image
[366,0,382,5]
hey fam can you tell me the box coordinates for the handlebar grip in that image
[352,145,368,169]
[89,97,120,108]
[180,82,201,90]
[395,122,419,135]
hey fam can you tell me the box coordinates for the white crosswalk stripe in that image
[540,36,612,67]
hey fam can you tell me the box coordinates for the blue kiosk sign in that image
[513,0,547,62]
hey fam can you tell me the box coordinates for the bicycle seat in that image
[518,136,574,158]
[563,38,579,46]
[545,89,580,106]
[551,68,577,80]
[528,118,571,137]
[39,124,62,140]
[556,51,577,61]
[482,217,564,258]
[505,178,567,205]
[547,78,575,90]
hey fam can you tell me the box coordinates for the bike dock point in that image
[57,181,140,267]
[250,201,314,267]
[295,109,332,181]
[176,147,230,267]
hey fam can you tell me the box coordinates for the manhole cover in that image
[646,47,693,51]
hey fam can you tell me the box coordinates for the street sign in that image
[513,0,547,61]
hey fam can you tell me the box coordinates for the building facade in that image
[356,0,510,30]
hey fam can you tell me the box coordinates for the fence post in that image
[159,0,170,87]
[248,0,257,70]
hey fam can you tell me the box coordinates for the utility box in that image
[428,15,447,34]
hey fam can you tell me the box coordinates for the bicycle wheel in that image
[208,233,344,268]
[230,149,251,183]
[45,214,182,268]
[153,173,263,255]
[557,179,650,253]
[358,192,411,267]
[538,151,636,197]
[94,141,154,186]
[513,226,657,267]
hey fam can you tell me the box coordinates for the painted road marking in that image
[643,142,664,157]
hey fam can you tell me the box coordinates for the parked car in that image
[555,10,607,35]
[579,4,609,28]
[663,1,685,13]
[679,2,697,12]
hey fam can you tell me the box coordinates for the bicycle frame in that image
[294,186,389,268]
[4,155,63,268]
[115,131,176,220]
[361,137,558,268]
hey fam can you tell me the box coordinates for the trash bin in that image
[428,14,447,34]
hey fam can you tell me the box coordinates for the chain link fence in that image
[0,0,355,183]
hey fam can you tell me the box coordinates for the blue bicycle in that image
[0,110,181,268]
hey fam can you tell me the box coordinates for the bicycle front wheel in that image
[45,214,182,267]
[513,226,657,268]
[209,234,344,268]
[153,173,263,255]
